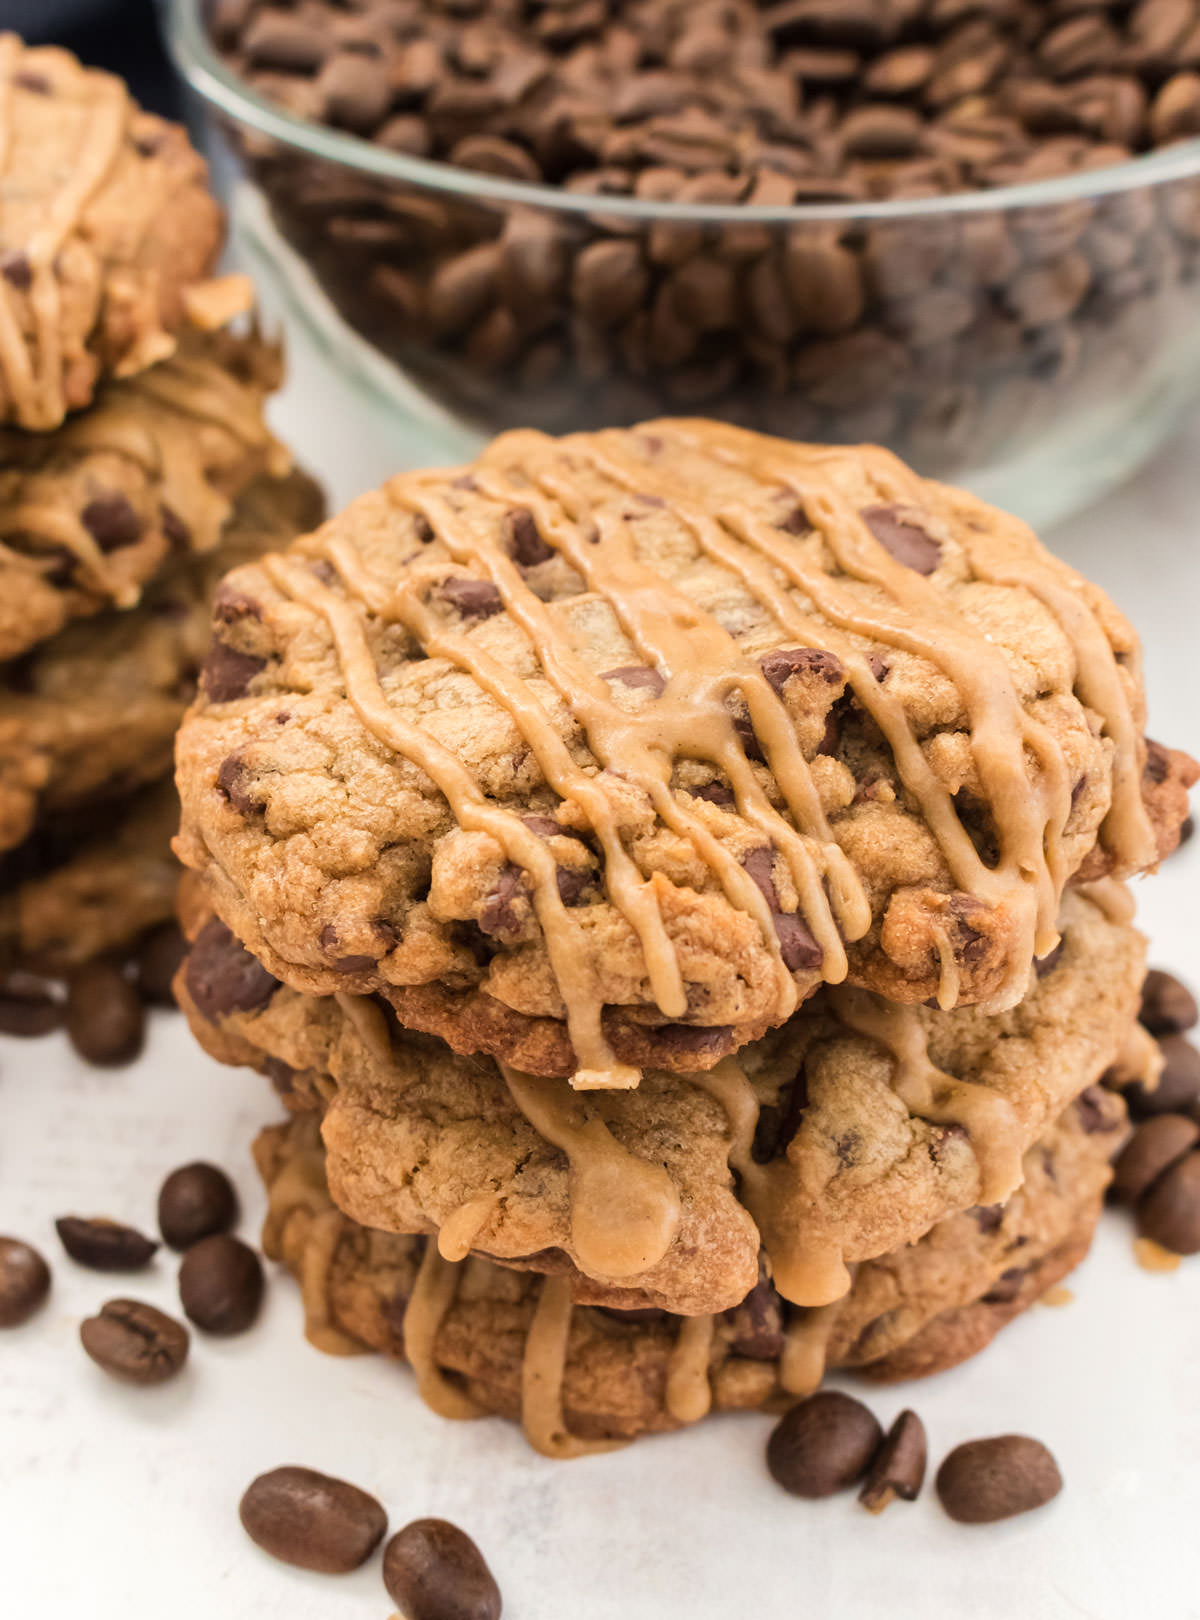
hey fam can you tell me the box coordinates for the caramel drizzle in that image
[664,1314,716,1424]
[437,1196,500,1263]
[403,1246,485,1421]
[522,1276,626,1458]
[501,1064,681,1280]
[780,1302,843,1397]
[264,1127,364,1356]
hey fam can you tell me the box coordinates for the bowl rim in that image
[167,0,1200,225]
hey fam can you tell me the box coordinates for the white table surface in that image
[3,323,1200,1619]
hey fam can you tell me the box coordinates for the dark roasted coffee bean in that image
[56,1216,158,1272]
[80,1298,189,1385]
[158,1163,239,1251]
[1139,969,1198,1037]
[936,1436,1063,1523]
[383,1518,502,1620]
[1126,1035,1200,1118]
[0,970,64,1037]
[65,962,145,1066]
[1136,1151,1200,1254]
[239,1466,387,1573]
[767,1391,884,1498]
[859,1409,927,1513]
[135,923,188,1006]
[1111,1114,1199,1204]
[0,1237,51,1327]
[179,1233,264,1334]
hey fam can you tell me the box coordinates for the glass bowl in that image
[167,0,1200,526]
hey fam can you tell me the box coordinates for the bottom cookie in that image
[254,1087,1125,1457]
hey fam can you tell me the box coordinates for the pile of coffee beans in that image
[212,0,1200,471]
[0,920,186,1068]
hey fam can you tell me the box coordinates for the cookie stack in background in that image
[174,423,1195,1452]
[0,38,322,1058]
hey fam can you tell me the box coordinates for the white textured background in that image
[2,323,1199,1618]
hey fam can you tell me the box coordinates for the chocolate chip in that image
[728,1262,785,1360]
[212,584,261,624]
[759,646,845,697]
[239,1466,387,1574]
[1143,738,1171,785]
[65,963,145,1066]
[0,1237,51,1327]
[56,1216,159,1272]
[1074,1085,1118,1135]
[217,752,264,815]
[80,1298,189,1385]
[0,249,32,290]
[741,847,823,972]
[752,1066,808,1163]
[185,917,280,1022]
[601,664,666,695]
[158,1163,239,1252]
[1139,969,1198,1038]
[859,1409,927,1513]
[505,507,553,567]
[135,923,187,1006]
[383,1519,502,1620]
[15,70,50,93]
[980,1266,1026,1304]
[1111,1115,1200,1204]
[1136,1151,1200,1255]
[690,781,736,807]
[767,1392,884,1498]
[1126,1035,1200,1119]
[1034,941,1065,978]
[936,1436,1063,1524]
[438,577,504,619]
[973,1203,1004,1234]
[522,814,564,837]
[479,863,526,937]
[160,503,191,548]
[178,1234,264,1334]
[0,970,64,1036]
[201,639,266,702]
[861,505,942,575]
[555,865,590,906]
[81,493,143,553]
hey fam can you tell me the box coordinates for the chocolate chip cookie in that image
[0,327,291,663]
[0,468,325,854]
[0,36,224,431]
[175,422,1194,1086]
[182,884,1143,1312]
[253,1086,1123,1454]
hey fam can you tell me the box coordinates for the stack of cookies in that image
[174,421,1196,1454]
[0,38,321,1043]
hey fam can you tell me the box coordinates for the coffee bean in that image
[0,1237,50,1327]
[64,961,144,1067]
[936,1436,1063,1524]
[1139,969,1198,1037]
[859,1409,927,1513]
[1126,1035,1200,1119]
[239,1466,387,1573]
[1136,1151,1200,1254]
[0,970,64,1037]
[767,1391,884,1498]
[158,1163,239,1251]
[56,1216,159,1272]
[135,923,188,1006]
[1111,1114,1200,1204]
[80,1298,189,1385]
[179,1233,264,1333]
[383,1519,502,1620]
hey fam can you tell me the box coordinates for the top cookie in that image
[175,421,1196,1086]
[0,37,224,430]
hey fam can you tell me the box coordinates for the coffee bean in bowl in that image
[0,1236,51,1327]
[383,1519,502,1620]
[936,1435,1062,1524]
[80,1299,190,1385]
[158,1162,239,1251]
[239,1466,387,1574]
[178,1233,264,1333]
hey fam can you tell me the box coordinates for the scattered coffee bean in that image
[135,923,188,1007]
[158,1162,239,1251]
[0,970,64,1037]
[1139,969,1198,1037]
[1136,1151,1200,1255]
[767,1391,883,1499]
[0,1236,51,1327]
[859,1409,927,1514]
[55,1215,159,1272]
[178,1233,264,1333]
[1127,1034,1200,1119]
[65,961,145,1066]
[936,1435,1062,1524]
[239,1466,387,1574]
[1111,1114,1200,1204]
[80,1298,189,1385]
[383,1519,502,1620]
